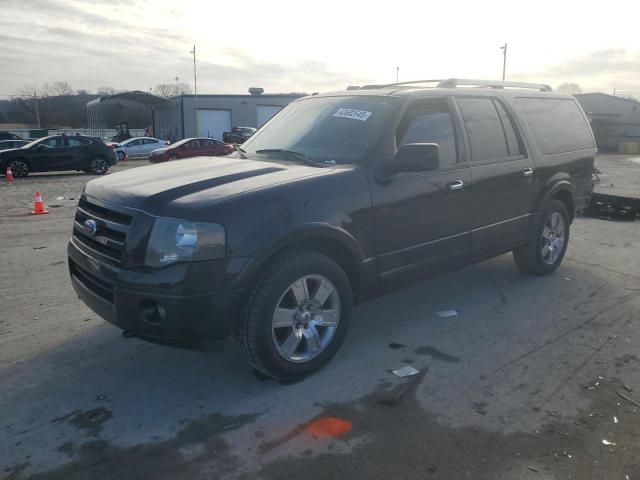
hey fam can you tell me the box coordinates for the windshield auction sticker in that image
[333,108,373,121]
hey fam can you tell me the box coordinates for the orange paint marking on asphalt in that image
[304,417,352,438]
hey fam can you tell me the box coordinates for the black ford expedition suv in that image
[68,79,596,380]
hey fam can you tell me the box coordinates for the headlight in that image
[145,218,226,267]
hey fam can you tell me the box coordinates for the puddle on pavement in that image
[15,413,257,480]
[245,378,640,480]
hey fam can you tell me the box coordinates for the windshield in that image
[241,96,397,164]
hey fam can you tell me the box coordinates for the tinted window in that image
[457,97,509,161]
[41,137,59,147]
[516,98,594,154]
[493,100,522,156]
[65,137,87,147]
[397,103,458,167]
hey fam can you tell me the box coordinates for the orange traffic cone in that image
[31,191,49,215]
[5,167,13,184]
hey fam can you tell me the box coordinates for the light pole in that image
[396,66,399,84]
[189,45,198,137]
[34,91,41,128]
[500,43,508,81]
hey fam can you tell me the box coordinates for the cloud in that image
[0,1,369,97]
[511,49,640,96]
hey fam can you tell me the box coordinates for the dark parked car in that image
[1,135,117,177]
[0,139,29,151]
[69,79,596,380]
[148,137,234,163]
[223,126,256,144]
[0,131,22,141]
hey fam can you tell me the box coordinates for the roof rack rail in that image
[437,78,552,91]
[361,78,552,92]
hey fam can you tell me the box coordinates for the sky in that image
[2,0,640,98]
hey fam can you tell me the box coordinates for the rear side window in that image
[516,98,594,154]
[456,97,509,162]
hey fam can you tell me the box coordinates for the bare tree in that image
[46,81,74,96]
[153,82,191,98]
[97,86,118,97]
[556,83,583,95]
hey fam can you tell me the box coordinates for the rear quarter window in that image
[516,98,594,155]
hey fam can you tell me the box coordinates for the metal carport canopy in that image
[86,90,171,108]
[86,90,173,138]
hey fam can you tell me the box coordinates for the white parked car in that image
[114,137,169,160]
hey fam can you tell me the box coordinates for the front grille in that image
[69,259,114,304]
[73,197,132,265]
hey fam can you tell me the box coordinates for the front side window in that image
[457,97,510,162]
[396,98,458,167]
[64,137,86,147]
[242,96,397,164]
[41,137,59,148]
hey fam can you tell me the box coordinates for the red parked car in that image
[148,137,234,163]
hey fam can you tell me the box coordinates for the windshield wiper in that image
[254,148,323,167]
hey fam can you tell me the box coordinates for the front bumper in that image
[68,239,246,349]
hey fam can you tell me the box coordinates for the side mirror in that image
[35,144,47,151]
[392,143,440,173]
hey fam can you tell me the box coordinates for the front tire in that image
[116,150,126,161]
[235,250,353,381]
[7,159,29,178]
[513,200,570,275]
[88,156,109,175]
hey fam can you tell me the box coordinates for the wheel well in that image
[551,190,574,222]
[272,237,360,300]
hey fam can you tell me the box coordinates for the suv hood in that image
[84,156,332,217]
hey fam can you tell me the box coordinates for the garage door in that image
[197,110,231,140]
[257,105,283,128]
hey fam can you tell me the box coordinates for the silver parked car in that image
[114,137,169,160]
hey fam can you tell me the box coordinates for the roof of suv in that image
[310,78,573,101]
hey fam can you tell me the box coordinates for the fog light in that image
[139,299,166,325]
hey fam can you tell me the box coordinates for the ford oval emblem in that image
[83,219,98,236]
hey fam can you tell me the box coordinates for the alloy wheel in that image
[8,159,28,177]
[90,157,108,174]
[541,212,566,265]
[271,274,341,363]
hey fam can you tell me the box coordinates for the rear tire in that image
[88,156,109,175]
[235,250,352,381]
[513,200,570,275]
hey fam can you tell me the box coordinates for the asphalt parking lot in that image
[1,156,639,480]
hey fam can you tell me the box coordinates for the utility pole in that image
[189,45,198,137]
[500,43,508,81]
[396,66,399,84]
[34,91,41,128]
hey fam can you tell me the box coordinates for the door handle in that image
[446,180,464,191]
[523,168,534,177]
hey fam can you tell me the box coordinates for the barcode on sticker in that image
[333,108,372,121]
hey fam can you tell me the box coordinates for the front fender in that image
[223,224,366,291]
[255,223,366,264]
